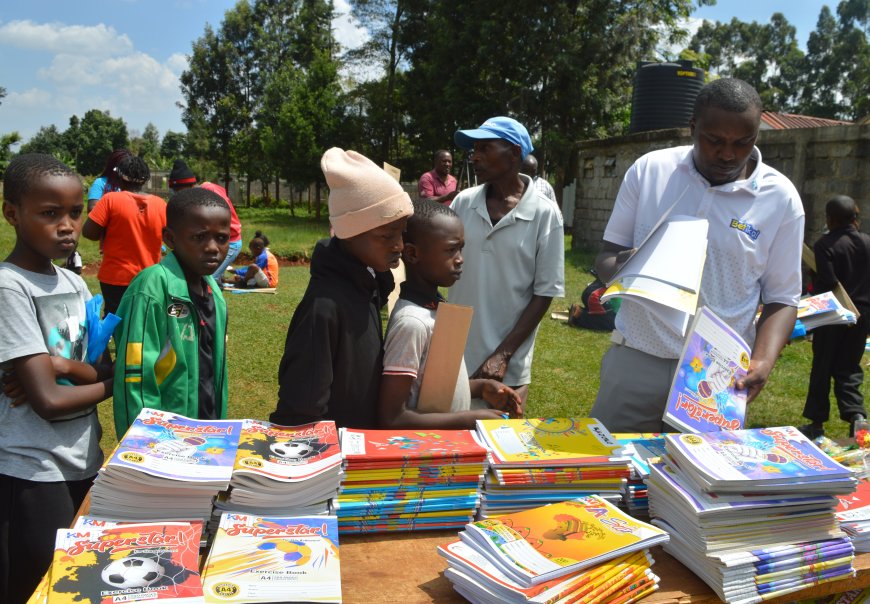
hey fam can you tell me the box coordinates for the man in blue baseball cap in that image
[447,116,565,413]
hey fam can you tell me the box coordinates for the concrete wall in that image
[571,124,870,250]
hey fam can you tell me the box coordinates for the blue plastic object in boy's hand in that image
[85,294,122,364]
[791,319,807,340]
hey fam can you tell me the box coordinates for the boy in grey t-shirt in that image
[0,154,113,604]
[379,199,521,429]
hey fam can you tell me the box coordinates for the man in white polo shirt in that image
[590,78,804,432]
[449,117,565,411]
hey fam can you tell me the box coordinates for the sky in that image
[0,1,833,145]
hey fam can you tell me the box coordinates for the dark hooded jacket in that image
[271,237,393,428]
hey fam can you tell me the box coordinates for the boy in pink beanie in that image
[271,148,413,428]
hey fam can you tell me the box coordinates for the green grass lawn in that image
[0,207,857,456]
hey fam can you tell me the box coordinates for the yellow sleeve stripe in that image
[125,342,143,367]
[125,376,142,383]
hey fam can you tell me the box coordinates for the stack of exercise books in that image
[45,519,204,603]
[214,419,342,516]
[614,433,666,518]
[796,291,857,332]
[439,495,669,604]
[648,427,858,604]
[836,480,870,552]
[201,512,342,603]
[90,409,242,522]
[335,428,488,533]
[474,418,632,517]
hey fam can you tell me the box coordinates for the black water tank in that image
[629,60,705,133]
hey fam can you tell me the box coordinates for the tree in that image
[0,131,21,178]
[139,123,162,161]
[180,21,250,188]
[403,0,704,197]
[344,0,418,162]
[160,130,187,159]
[686,14,804,111]
[798,6,849,118]
[833,0,870,119]
[19,125,67,157]
[64,109,129,176]
[262,0,342,215]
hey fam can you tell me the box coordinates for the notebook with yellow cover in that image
[475,418,623,467]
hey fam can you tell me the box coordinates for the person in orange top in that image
[232,230,279,288]
[82,155,167,315]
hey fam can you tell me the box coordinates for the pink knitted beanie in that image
[321,148,413,239]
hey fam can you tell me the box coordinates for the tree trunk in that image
[275,175,280,206]
[384,3,404,163]
[315,181,322,220]
[245,174,252,207]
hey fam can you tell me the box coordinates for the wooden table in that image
[32,494,870,603]
[339,530,870,603]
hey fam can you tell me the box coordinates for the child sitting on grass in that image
[232,230,279,288]
[379,199,521,429]
[113,187,232,438]
[271,148,413,428]
[0,154,114,604]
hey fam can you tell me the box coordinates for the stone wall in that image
[571,124,870,250]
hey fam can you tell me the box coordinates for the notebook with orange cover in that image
[459,495,668,586]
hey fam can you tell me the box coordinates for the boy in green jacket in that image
[112,187,232,438]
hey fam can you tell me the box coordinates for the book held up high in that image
[602,215,709,336]
[663,306,750,433]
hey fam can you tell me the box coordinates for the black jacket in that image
[272,237,393,428]
[813,225,870,317]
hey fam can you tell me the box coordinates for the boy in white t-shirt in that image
[379,199,521,429]
[0,154,114,603]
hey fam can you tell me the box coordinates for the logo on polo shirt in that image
[730,218,760,241]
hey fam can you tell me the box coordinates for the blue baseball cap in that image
[454,116,534,159]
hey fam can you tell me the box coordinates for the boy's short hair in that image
[405,198,458,244]
[693,78,762,117]
[826,194,858,226]
[166,187,230,229]
[3,153,79,205]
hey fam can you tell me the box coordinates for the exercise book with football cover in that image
[230,419,342,485]
[47,522,203,604]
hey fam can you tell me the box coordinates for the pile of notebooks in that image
[795,291,857,332]
[474,418,632,517]
[439,495,669,604]
[648,426,858,604]
[201,512,342,603]
[836,480,870,553]
[90,409,241,522]
[42,518,204,603]
[335,428,488,533]
[614,433,667,518]
[214,419,343,517]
